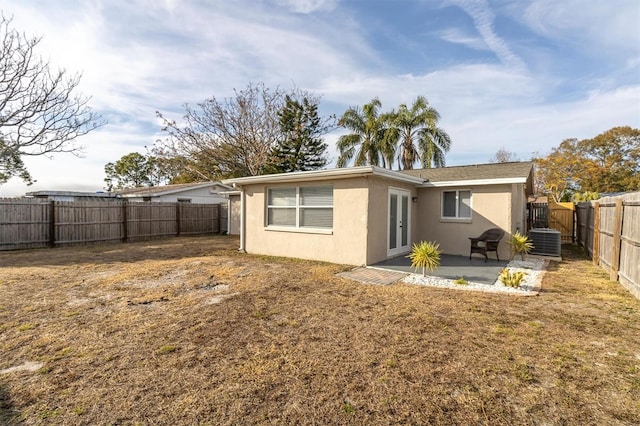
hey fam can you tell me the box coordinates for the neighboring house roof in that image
[116,182,233,198]
[222,166,425,186]
[26,191,119,199]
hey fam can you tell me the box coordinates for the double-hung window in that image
[267,185,333,229]
[442,190,472,219]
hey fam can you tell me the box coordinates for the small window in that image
[143,196,152,202]
[267,185,333,229]
[442,190,472,219]
[177,198,192,203]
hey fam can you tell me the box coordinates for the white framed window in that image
[442,190,472,219]
[267,185,333,229]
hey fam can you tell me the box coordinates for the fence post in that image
[610,198,624,282]
[593,202,599,264]
[49,200,56,247]
[176,202,181,236]
[122,200,128,242]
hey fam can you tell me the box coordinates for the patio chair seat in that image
[469,228,505,262]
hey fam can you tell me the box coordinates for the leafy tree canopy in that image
[336,96,451,169]
[265,95,333,174]
[534,126,640,201]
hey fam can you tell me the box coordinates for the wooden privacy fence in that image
[527,202,575,242]
[0,198,225,251]
[576,191,640,300]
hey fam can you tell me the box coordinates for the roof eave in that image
[418,177,529,187]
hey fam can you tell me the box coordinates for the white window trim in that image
[441,189,472,221]
[266,185,333,231]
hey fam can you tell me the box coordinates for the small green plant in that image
[509,231,534,260]
[407,241,441,276]
[454,277,468,285]
[343,400,355,414]
[499,269,527,287]
[158,345,178,354]
[17,323,36,331]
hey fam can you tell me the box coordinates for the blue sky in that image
[1,0,639,196]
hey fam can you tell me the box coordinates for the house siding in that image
[242,177,370,265]
[125,186,229,204]
[416,183,514,259]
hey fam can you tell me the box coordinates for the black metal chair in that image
[469,228,505,262]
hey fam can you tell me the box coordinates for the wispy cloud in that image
[446,0,527,71]
[438,27,489,51]
[0,0,637,196]
[273,0,340,14]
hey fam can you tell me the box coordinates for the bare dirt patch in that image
[0,237,639,424]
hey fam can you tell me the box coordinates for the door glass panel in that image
[389,194,397,250]
[401,195,408,246]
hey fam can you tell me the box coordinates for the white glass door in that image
[388,189,410,256]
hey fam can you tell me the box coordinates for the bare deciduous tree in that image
[0,15,104,184]
[156,82,289,179]
[489,147,519,163]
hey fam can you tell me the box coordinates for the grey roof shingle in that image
[399,161,534,182]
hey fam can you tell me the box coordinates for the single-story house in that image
[116,182,233,204]
[222,161,534,266]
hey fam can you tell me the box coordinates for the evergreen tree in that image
[267,95,331,173]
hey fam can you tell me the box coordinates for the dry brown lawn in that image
[0,236,639,425]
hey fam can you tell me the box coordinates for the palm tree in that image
[336,98,397,168]
[391,96,451,170]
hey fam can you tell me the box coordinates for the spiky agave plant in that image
[509,231,534,260]
[407,241,441,276]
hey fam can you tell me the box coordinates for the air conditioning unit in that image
[528,228,561,257]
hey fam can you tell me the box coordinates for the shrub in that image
[454,277,468,285]
[509,232,534,260]
[407,241,441,276]
[499,269,527,287]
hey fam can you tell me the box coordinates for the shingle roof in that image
[399,161,534,182]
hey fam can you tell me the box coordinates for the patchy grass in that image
[0,237,639,424]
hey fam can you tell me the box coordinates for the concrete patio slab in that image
[372,254,509,285]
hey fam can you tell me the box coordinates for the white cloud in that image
[273,0,340,14]
[446,0,527,71]
[0,0,637,196]
[522,0,640,54]
[438,27,489,51]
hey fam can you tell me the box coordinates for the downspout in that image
[234,183,246,253]
[226,197,231,236]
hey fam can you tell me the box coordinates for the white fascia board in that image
[370,166,426,184]
[223,166,425,187]
[418,177,527,187]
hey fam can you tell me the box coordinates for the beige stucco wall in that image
[238,176,528,265]
[415,184,514,259]
[365,177,418,265]
[242,177,370,265]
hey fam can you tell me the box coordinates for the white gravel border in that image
[401,257,548,295]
